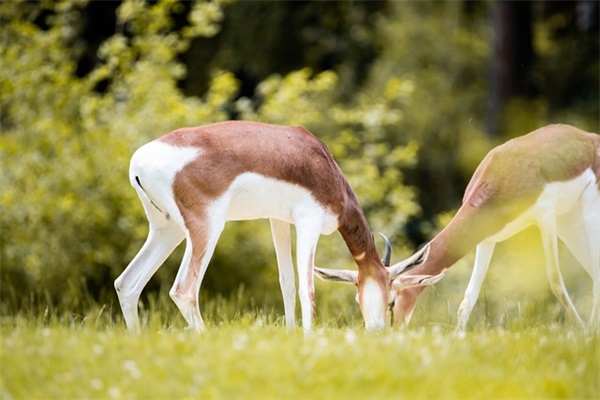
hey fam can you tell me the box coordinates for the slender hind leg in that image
[558,184,600,330]
[582,185,600,330]
[270,219,296,330]
[115,196,184,333]
[456,240,496,332]
[169,217,225,332]
[539,210,586,329]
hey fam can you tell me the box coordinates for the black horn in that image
[378,233,392,267]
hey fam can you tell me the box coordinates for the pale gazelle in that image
[316,124,600,331]
[115,121,419,333]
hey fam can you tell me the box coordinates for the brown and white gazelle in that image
[115,121,412,333]
[316,124,600,331]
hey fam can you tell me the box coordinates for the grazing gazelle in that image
[316,124,600,331]
[115,120,415,333]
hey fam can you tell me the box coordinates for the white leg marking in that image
[270,219,296,330]
[456,240,496,332]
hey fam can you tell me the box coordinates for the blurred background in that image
[1,0,598,327]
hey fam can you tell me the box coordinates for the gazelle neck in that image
[410,124,600,278]
[337,182,385,274]
[413,213,476,276]
[412,200,521,276]
[337,182,389,330]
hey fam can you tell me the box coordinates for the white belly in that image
[223,173,340,235]
[488,168,598,243]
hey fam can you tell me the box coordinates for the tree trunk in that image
[486,1,534,137]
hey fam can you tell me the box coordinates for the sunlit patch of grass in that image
[2,303,599,399]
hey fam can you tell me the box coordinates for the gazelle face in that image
[345,274,439,329]
[340,272,445,328]
[387,283,422,327]
[315,243,445,329]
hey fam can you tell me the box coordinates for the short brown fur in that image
[394,124,599,323]
[162,121,388,284]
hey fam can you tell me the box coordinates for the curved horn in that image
[378,233,392,267]
[388,243,430,279]
[392,271,445,291]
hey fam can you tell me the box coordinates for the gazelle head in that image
[315,235,445,327]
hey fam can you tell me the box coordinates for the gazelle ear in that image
[388,243,431,279]
[392,272,445,291]
[314,266,358,285]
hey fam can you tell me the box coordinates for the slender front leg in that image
[456,240,496,332]
[270,219,296,330]
[294,222,321,334]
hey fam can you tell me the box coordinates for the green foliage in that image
[237,67,421,233]
[1,0,240,311]
[1,0,422,314]
[1,0,596,326]
[0,1,373,318]
[359,1,494,214]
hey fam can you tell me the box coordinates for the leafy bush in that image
[1,0,420,315]
[1,0,240,311]
[2,1,595,326]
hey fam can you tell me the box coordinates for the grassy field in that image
[2,302,599,399]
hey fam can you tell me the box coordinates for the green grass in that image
[4,227,596,398]
[2,303,599,399]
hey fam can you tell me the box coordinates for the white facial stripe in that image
[360,278,386,331]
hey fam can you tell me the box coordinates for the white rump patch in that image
[130,141,200,183]
[129,141,200,227]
